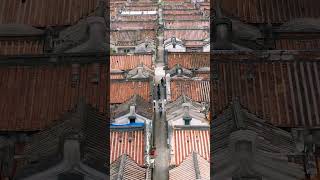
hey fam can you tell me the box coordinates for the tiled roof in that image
[116,15,158,21]
[163,3,196,10]
[110,127,145,166]
[0,0,98,27]
[111,72,126,79]
[212,99,297,154]
[15,102,108,178]
[164,20,209,29]
[164,29,209,41]
[111,30,156,45]
[211,99,305,179]
[184,40,208,47]
[170,79,210,102]
[167,52,210,69]
[110,155,151,180]
[193,71,210,79]
[275,38,320,50]
[0,39,44,55]
[111,54,153,70]
[170,128,210,166]
[111,95,153,120]
[110,80,152,104]
[221,0,320,24]
[169,152,209,180]
[125,6,158,11]
[212,51,320,127]
[163,14,206,20]
[163,9,201,15]
[111,21,157,30]
[0,59,108,131]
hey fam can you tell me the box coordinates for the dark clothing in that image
[157,84,161,100]
[160,79,164,86]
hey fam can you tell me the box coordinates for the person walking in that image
[157,84,161,100]
[160,78,164,87]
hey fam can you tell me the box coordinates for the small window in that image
[184,118,191,125]
[129,116,136,123]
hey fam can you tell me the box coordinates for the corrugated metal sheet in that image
[167,52,210,69]
[275,39,320,50]
[212,53,320,127]
[0,0,98,27]
[164,30,209,41]
[171,128,210,166]
[110,80,151,104]
[221,0,320,24]
[170,79,210,102]
[110,54,153,70]
[0,39,44,55]
[0,63,108,131]
[164,20,209,29]
[110,129,145,165]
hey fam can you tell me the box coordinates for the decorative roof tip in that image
[231,97,246,129]
[95,0,106,17]
[192,151,201,180]
[215,0,223,18]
